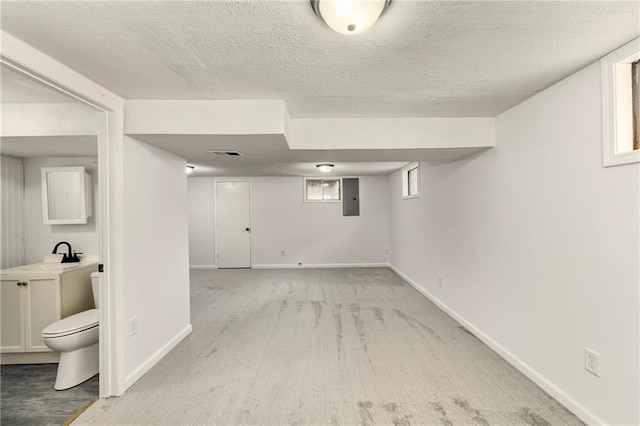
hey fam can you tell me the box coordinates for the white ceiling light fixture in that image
[311,0,392,35]
[316,163,335,172]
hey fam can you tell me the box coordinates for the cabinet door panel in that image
[26,279,59,352]
[1,280,24,352]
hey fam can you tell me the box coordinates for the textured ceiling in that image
[2,1,638,118]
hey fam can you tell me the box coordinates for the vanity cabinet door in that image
[25,279,59,352]
[1,280,25,352]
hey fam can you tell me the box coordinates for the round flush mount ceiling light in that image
[311,0,392,35]
[316,164,335,172]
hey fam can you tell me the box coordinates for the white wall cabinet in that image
[41,166,92,225]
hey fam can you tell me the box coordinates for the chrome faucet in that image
[52,241,80,263]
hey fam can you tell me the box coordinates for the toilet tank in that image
[90,271,100,308]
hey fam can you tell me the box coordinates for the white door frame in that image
[213,179,253,268]
[1,31,126,397]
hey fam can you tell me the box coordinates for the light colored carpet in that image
[76,268,584,425]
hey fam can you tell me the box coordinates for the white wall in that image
[1,103,99,137]
[188,177,215,267]
[122,136,191,385]
[23,157,98,264]
[188,176,390,267]
[125,100,287,135]
[388,62,639,425]
[1,155,25,269]
[288,117,495,150]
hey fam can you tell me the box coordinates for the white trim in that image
[0,351,59,365]
[253,262,390,269]
[100,108,125,398]
[189,265,218,270]
[601,37,640,167]
[1,30,125,398]
[124,324,192,391]
[390,264,606,426]
[402,193,420,200]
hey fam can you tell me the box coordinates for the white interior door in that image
[216,181,251,268]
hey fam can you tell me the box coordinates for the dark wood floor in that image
[1,363,98,425]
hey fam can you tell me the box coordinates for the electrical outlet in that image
[129,316,138,337]
[584,348,600,377]
[384,248,389,255]
[280,250,285,257]
[438,275,444,288]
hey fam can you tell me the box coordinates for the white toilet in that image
[42,271,100,390]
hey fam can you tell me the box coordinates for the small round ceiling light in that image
[311,0,391,35]
[316,164,335,172]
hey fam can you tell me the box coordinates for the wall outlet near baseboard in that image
[584,347,600,376]
[384,248,389,255]
[438,275,444,288]
[129,316,138,337]
[280,250,285,257]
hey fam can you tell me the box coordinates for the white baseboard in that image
[389,265,606,426]
[0,351,59,365]
[189,265,217,270]
[124,324,192,391]
[253,262,390,269]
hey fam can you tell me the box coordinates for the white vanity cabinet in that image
[0,262,97,363]
[41,166,92,225]
[0,278,58,353]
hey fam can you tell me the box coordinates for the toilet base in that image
[54,343,99,390]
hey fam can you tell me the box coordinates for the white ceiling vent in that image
[207,150,245,157]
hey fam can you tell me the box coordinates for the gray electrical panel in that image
[343,178,360,216]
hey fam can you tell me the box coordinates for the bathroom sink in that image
[0,257,98,279]
[32,263,78,270]
[12,263,78,272]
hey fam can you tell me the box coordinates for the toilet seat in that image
[42,309,99,338]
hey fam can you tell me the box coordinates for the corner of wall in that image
[389,264,607,426]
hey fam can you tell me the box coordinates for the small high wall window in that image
[633,59,639,151]
[304,178,341,202]
[601,37,640,167]
[402,162,419,199]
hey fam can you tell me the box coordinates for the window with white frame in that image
[402,162,419,199]
[304,177,341,202]
[601,37,640,167]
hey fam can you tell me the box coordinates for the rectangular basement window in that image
[601,37,640,167]
[402,162,419,199]
[304,178,341,202]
